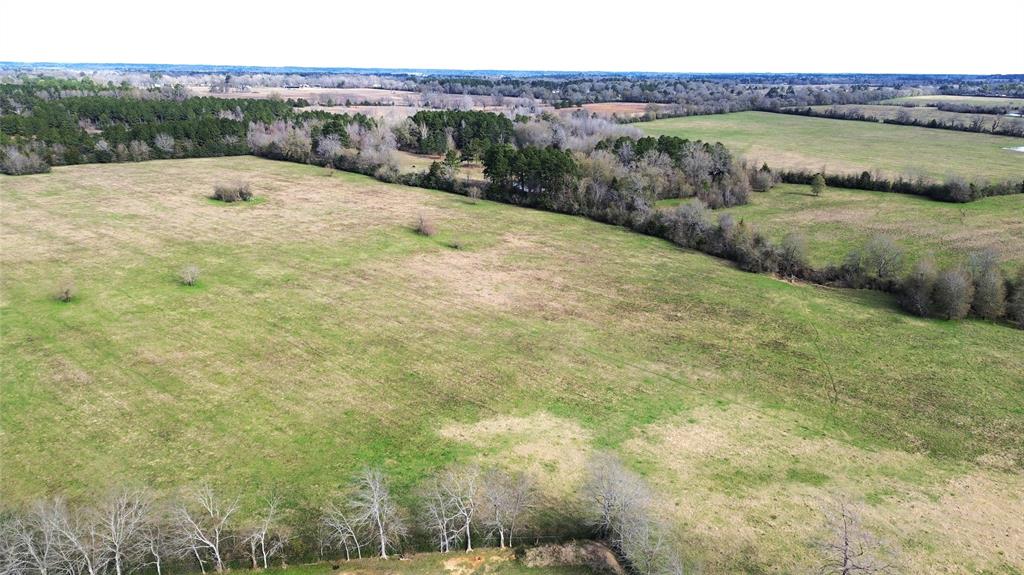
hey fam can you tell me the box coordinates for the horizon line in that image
[2,61,1022,78]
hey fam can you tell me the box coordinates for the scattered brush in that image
[211,182,253,203]
[54,280,75,302]
[414,213,437,237]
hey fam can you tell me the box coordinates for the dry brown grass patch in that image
[624,404,1024,573]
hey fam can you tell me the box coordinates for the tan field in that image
[187,86,424,105]
[557,102,670,118]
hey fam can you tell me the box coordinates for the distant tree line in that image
[776,106,1024,137]
[778,169,1023,203]
[0,79,371,174]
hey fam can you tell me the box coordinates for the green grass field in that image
[800,104,1024,133]
[2,158,1023,573]
[637,111,1024,181]
[658,183,1024,269]
[882,95,1024,109]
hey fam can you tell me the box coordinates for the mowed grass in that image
[2,158,1023,573]
[657,183,1024,269]
[637,111,1024,180]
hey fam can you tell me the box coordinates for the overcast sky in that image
[2,0,1021,74]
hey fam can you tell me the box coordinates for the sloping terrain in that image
[1,157,1022,572]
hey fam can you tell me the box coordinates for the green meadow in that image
[2,158,1022,573]
[637,111,1024,181]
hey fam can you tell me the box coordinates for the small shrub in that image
[237,183,253,201]
[900,256,938,317]
[54,280,76,303]
[211,182,252,203]
[414,214,436,237]
[779,233,809,276]
[1,145,50,175]
[449,239,465,250]
[932,268,974,320]
[179,264,200,286]
[1007,267,1024,328]
[811,173,826,196]
[966,249,1006,320]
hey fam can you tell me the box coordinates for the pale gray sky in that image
[2,0,1021,73]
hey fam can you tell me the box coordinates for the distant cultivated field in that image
[2,158,1023,573]
[882,95,1024,108]
[801,104,1024,133]
[187,86,423,104]
[637,111,1024,181]
[659,184,1024,268]
[556,102,669,118]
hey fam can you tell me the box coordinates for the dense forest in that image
[0,79,370,173]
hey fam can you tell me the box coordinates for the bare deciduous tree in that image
[4,500,66,575]
[439,466,479,552]
[50,501,106,575]
[322,502,364,561]
[817,500,895,575]
[95,489,151,575]
[139,511,174,575]
[239,497,286,570]
[350,470,406,559]
[153,134,175,156]
[480,468,534,549]
[174,485,238,573]
[583,452,652,543]
[419,478,460,553]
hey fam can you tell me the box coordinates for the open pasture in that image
[680,183,1024,268]
[882,94,1024,109]
[637,111,1024,181]
[1,158,1023,573]
[801,103,1024,133]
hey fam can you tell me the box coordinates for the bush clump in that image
[54,280,76,303]
[211,182,253,203]
[1,145,50,175]
[179,264,200,286]
[414,213,437,237]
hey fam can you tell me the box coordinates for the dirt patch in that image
[523,542,624,574]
